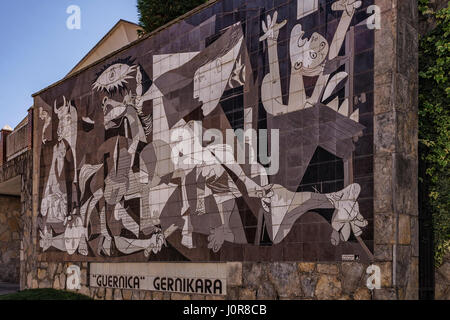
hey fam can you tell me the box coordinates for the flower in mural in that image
[326,184,368,245]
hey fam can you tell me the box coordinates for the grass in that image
[0,289,92,300]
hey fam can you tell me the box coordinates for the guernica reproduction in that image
[14,0,419,299]
[36,0,372,263]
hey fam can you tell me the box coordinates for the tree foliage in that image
[419,1,450,266]
[137,0,208,35]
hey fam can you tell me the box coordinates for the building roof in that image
[67,19,142,76]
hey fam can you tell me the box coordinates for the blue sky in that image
[0,0,139,128]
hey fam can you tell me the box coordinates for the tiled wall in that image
[26,0,419,300]
[33,0,376,264]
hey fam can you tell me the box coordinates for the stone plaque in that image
[90,263,227,296]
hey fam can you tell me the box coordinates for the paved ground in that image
[0,282,19,295]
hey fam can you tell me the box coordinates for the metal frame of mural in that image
[35,0,375,262]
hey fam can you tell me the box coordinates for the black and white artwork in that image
[36,0,375,262]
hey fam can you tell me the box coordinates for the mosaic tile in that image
[35,0,375,262]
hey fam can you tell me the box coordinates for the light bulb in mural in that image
[93,63,136,92]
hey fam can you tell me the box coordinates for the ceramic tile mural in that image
[35,0,375,262]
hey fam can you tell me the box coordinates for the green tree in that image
[137,0,208,34]
[419,1,450,266]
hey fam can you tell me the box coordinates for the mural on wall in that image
[36,0,375,262]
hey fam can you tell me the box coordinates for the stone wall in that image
[19,151,34,291]
[0,195,21,283]
[0,150,34,289]
[30,261,376,300]
[372,0,419,300]
[0,150,32,285]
